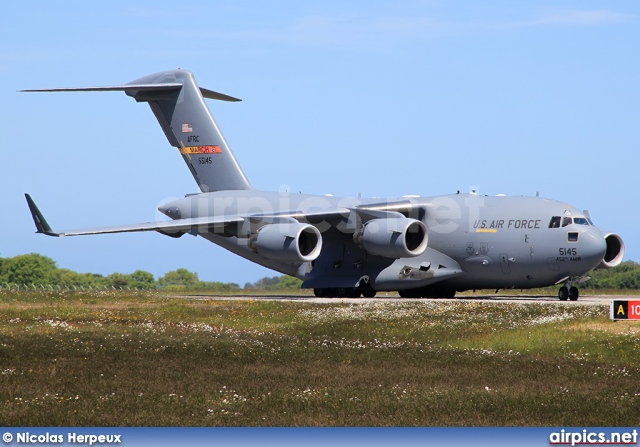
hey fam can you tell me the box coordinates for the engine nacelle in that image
[353,217,428,259]
[248,222,322,263]
[597,233,625,269]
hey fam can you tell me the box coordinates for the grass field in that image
[0,291,639,426]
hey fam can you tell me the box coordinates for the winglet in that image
[25,194,61,237]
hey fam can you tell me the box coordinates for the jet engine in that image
[248,222,322,263]
[597,233,625,269]
[353,217,428,259]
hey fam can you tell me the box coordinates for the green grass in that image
[1,291,639,426]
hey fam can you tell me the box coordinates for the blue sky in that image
[1,1,638,285]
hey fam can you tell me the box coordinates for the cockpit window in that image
[549,216,561,228]
[549,216,588,228]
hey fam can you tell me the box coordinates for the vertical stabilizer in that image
[124,69,252,192]
[22,69,252,192]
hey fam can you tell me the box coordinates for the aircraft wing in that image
[25,194,242,238]
[26,193,421,239]
[247,206,413,233]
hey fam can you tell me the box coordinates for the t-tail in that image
[22,69,252,192]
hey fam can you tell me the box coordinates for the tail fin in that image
[22,69,252,192]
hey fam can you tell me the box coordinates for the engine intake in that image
[597,233,625,269]
[248,222,322,263]
[353,217,428,259]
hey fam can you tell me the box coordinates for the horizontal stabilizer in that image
[21,84,241,102]
[20,83,182,93]
[200,87,242,102]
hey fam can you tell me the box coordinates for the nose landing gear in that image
[558,284,579,301]
[313,286,377,298]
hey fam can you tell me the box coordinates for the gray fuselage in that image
[159,190,608,292]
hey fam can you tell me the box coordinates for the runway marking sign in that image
[610,300,640,320]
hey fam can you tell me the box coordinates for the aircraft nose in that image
[580,227,607,269]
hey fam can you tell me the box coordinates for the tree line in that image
[582,260,640,289]
[1,253,639,292]
[0,253,302,291]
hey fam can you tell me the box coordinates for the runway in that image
[176,293,635,305]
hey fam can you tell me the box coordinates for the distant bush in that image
[9,253,636,293]
[0,253,291,291]
[244,275,302,290]
[583,260,640,289]
[0,253,157,290]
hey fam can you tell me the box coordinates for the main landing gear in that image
[313,287,377,298]
[398,286,456,299]
[558,284,579,301]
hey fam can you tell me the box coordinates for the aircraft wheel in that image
[362,288,376,298]
[314,288,327,298]
[325,288,337,298]
[402,289,420,298]
[558,287,569,301]
[336,288,348,298]
[441,288,456,299]
[569,286,579,301]
[346,289,361,298]
[420,288,435,298]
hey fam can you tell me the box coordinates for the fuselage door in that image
[499,253,511,274]
[546,257,560,271]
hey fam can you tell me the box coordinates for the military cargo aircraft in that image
[24,69,625,300]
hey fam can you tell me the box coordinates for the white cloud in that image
[510,9,632,28]
[154,7,635,54]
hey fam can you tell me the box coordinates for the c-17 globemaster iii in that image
[23,69,625,300]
